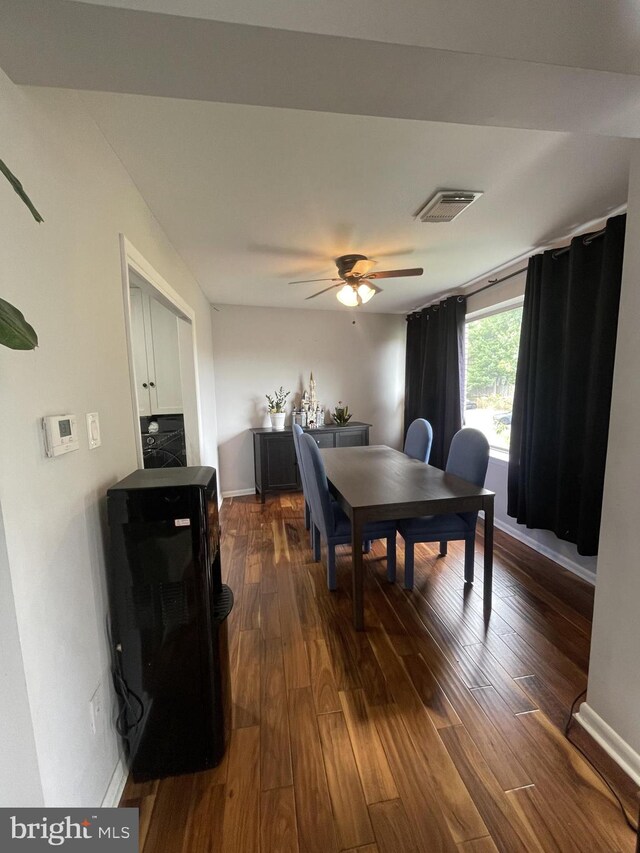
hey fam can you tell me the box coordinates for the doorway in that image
[119,236,203,468]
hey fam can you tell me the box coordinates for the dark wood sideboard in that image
[251,422,371,502]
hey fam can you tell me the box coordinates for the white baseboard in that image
[574,702,640,786]
[101,755,128,808]
[492,517,596,586]
[221,488,256,498]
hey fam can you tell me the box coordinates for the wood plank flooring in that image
[121,493,639,852]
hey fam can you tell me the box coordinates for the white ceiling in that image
[0,1,636,313]
[74,0,640,76]
[78,91,632,313]
[3,2,640,137]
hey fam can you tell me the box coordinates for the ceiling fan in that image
[289,254,424,306]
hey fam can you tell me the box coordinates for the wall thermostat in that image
[42,414,79,458]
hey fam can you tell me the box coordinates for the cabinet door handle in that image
[142,382,148,389]
[149,381,156,388]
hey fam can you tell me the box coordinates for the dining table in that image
[319,444,496,630]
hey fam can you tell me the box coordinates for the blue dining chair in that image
[293,424,356,554]
[397,427,490,589]
[292,424,312,537]
[299,433,397,590]
[403,418,433,462]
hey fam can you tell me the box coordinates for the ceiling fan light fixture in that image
[302,253,418,302]
[357,282,375,303]
[337,284,359,307]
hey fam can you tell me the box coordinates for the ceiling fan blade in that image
[249,243,329,260]
[305,283,342,300]
[289,277,340,285]
[368,267,424,280]
[349,259,377,277]
[373,246,415,259]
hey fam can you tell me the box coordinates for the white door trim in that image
[119,235,204,467]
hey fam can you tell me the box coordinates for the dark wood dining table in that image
[320,444,496,630]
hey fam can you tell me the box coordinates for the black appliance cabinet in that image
[107,466,232,781]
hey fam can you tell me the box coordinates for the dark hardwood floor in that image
[121,493,639,852]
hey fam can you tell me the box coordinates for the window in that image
[464,305,523,452]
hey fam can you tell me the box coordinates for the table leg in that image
[483,496,494,619]
[351,512,365,631]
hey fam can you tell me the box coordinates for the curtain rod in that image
[410,210,623,316]
[467,266,528,298]
[551,226,606,258]
[467,227,607,293]
[458,205,625,294]
[408,266,527,315]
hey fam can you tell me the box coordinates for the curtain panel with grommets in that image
[508,214,626,556]
[404,295,466,470]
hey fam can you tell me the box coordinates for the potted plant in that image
[0,158,42,350]
[332,401,352,426]
[266,386,290,430]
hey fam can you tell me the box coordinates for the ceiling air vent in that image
[414,190,483,223]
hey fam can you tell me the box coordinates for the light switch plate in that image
[86,412,101,449]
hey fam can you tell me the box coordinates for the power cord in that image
[112,649,145,740]
[565,688,639,835]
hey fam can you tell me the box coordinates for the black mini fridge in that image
[107,466,233,781]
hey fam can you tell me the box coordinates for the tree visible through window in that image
[464,306,523,451]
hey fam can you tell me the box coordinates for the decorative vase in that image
[270,412,286,431]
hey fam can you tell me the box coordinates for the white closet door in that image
[129,287,152,416]
[148,296,183,414]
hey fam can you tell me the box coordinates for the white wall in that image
[211,304,406,495]
[579,144,640,781]
[0,72,219,806]
[0,504,43,806]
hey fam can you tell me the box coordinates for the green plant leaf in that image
[0,297,38,349]
[0,158,44,223]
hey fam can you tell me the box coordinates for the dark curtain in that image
[508,214,626,556]
[404,295,466,468]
